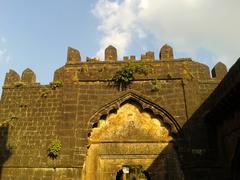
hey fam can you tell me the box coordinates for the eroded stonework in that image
[90,103,172,143]
[0,44,231,180]
[83,103,182,180]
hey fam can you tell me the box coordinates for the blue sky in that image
[0,0,240,92]
[0,1,99,88]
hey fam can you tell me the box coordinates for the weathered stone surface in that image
[184,58,240,179]
[141,51,155,61]
[4,69,20,86]
[53,67,64,82]
[21,68,36,84]
[90,103,172,142]
[123,56,129,61]
[86,57,99,63]
[105,45,117,62]
[211,61,227,80]
[66,47,81,64]
[1,45,236,180]
[159,44,174,60]
[84,103,182,179]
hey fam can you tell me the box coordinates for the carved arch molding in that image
[87,91,182,136]
[82,91,184,180]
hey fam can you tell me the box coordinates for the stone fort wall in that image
[0,45,227,179]
[187,59,240,179]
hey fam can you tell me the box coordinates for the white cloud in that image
[0,37,10,64]
[93,0,240,67]
[92,0,146,59]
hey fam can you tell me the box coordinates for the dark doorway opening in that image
[116,170,123,180]
[116,166,151,180]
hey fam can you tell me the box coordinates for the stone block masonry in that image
[0,44,227,180]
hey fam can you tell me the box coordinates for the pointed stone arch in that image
[87,91,182,136]
[83,91,184,179]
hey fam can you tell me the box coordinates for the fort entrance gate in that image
[82,95,183,180]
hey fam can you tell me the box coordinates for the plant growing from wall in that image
[150,79,161,92]
[0,120,10,127]
[0,113,18,127]
[49,81,62,90]
[40,87,50,98]
[40,81,62,98]
[111,61,152,91]
[137,60,153,75]
[47,137,62,159]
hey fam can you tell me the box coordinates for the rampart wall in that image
[0,45,227,179]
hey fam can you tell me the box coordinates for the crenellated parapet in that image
[105,45,117,62]
[21,68,36,84]
[4,69,21,86]
[53,67,65,82]
[64,44,175,63]
[123,55,137,61]
[3,68,38,87]
[66,47,81,64]
[211,62,227,80]
[54,45,223,83]
[103,44,173,61]
[141,51,155,61]
[3,45,226,88]
[159,44,174,60]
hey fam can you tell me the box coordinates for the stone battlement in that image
[3,44,227,88]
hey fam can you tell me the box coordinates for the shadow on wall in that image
[170,100,231,179]
[0,126,12,178]
[232,139,240,180]
[113,59,239,180]
[146,104,225,179]
[173,59,240,180]
[145,114,217,180]
[146,142,185,180]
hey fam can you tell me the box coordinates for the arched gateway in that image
[82,92,184,180]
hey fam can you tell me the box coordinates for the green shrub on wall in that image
[0,113,18,127]
[47,137,62,159]
[49,81,62,90]
[111,62,135,90]
[40,87,50,98]
[150,79,161,92]
[111,61,152,91]
[40,81,62,98]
